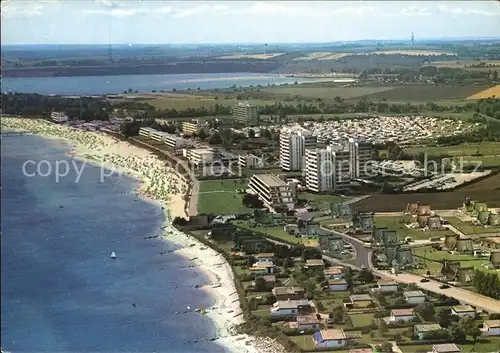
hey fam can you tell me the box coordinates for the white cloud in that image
[172,4,228,18]
[438,4,498,17]
[1,2,45,18]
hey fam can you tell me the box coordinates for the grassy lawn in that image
[460,336,500,352]
[445,217,499,235]
[198,179,252,214]
[251,308,270,318]
[374,216,455,240]
[235,221,319,247]
[349,313,375,327]
[412,246,492,274]
[400,344,433,353]
[297,192,347,210]
[404,142,500,157]
[289,335,316,351]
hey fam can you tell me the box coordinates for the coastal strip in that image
[1,117,286,353]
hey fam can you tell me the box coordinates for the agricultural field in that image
[292,50,456,62]
[217,53,284,60]
[374,216,455,240]
[466,85,500,100]
[361,84,489,102]
[197,179,252,215]
[145,95,275,110]
[352,173,500,212]
[262,84,395,101]
[404,142,500,157]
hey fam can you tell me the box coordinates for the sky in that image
[1,0,499,45]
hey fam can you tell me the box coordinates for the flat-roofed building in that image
[239,154,264,169]
[432,344,460,353]
[451,305,475,318]
[139,127,157,138]
[347,138,373,179]
[313,329,347,349]
[185,148,214,166]
[51,111,69,123]
[272,286,306,301]
[305,145,351,192]
[232,102,259,125]
[403,290,426,304]
[481,320,500,336]
[414,324,443,340]
[140,128,186,149]
[248,174,295,211]
[389,309,415,323]
[372,280,398,293]
[182,120,206,136]
[296,314,320,330]
[280,128,317,171]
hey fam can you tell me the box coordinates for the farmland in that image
[466,85,500,100]
[352,173,500,212]
[404,142,500,157]
[261,85,396,101]
[217,53,285,60]
[361,85,489,102]
[292,50,457,61]
[197,179,252,215]
[144,95,275,110]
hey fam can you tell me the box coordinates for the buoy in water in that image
[110,252,116,259]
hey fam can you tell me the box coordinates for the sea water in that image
[1,134,225,353]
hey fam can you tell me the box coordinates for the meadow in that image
[466,85,500,100]
[197,179,252,215]
[361,85,488,102]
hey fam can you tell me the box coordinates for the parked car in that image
[420,278,430,283]
[439,284,450,289]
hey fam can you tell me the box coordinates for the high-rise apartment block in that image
[347,138,373,179]
[279,128,317,171]
[248,174,296,211]
[232,102,259,125]
[305,146,351,192]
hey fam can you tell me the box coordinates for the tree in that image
[437,308,452,328]
[254,276,266,292]
[469,326,482,342]
[378,320,389,334]
[448,323,466,343]
[247,129,255,138]
[357,268,374,283]
[198,129,207,141]
[306,280,316,295]
[208,132,222,145]
[415,302,435,321]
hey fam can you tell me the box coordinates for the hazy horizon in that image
[2,1,500,45]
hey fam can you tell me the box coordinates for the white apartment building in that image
[138,127,186,149]
[182,120,208,136]
[238,154,264,169]
[248,174,295,211]
[279,128,317,172]
[305,146,351,192]
[232,102,259,125]
[184,148,214,166]
[347,138,373,179]
[51,111,69,123]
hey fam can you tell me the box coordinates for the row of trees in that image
[472,269,500,299]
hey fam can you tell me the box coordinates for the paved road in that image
[321,227,500,314]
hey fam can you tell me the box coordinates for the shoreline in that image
[1,117,286,353]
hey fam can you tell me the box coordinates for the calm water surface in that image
[1,134,224,353]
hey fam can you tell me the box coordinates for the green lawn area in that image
[251,308,270,318]
[349,313,375,327]
[412,246,492,274]
[374,216,455,240]
[235,221,319,247]
[400,336,500,353]
[297,192,347,210]
[198,179,253,214]
[445,216,500,235]
[404,142,500,157]
[289,335,316,351]
[400,344,433,353]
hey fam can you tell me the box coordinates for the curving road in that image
[323,227,500,314]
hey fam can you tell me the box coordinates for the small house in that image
[324,266,344,279]
[254,252,275,262]
[347,294,373,308]
[272,286,306,301]
[403,290,426,304]
[389,308,415,323]
[270,300,311,317]
[328,278,348,292]
[414,324,443,340]
[249,261,275,276]
[451,305,475,318]
[305,259,325,270]
[296,313,320,330]
[432,343,460,353]
[313,329,347,349]
[372,280,398,293]
[481,320,500,336]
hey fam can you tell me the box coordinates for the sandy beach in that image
[1,117,286,353]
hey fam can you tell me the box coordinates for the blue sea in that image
[1,134,225,353]
[1,72,327,96]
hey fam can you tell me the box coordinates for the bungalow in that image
[347,294,373,308]
[272,286,306,301]
[255,252,275,262]
[313,329,347,349]
[451,305,475,318]
[481,320,500,336]
[432,343,460,353]
[389,308,415,323]
[328,278,348,292]
[403,290,426,305]
[270,300,311,317]
[414,324,443,340]
[324,266,344,279]
[372,280,398,293]
[249,261,275,276]
[296,313,320,330]
[305,259,325,270]
[252,275,276,289]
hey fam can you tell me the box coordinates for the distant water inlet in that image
[2,72,333,96]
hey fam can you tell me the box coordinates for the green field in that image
[445,217,499,235]
[235,220,319,247]
[400,336,500,353]
[412,246,490,274]
[374,216,455,240]
[261,84,395,101]
[404,142,500,157]
[197,179,252,214]
[145,95,275,110]
[297,192,347,210]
